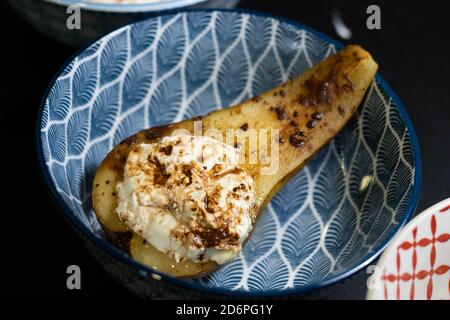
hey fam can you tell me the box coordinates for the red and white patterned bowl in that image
[367,198,450,300]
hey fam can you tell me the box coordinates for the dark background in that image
[0,0,448,300]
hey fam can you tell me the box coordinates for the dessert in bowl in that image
[37,10,421,298]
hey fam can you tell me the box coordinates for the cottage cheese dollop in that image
[116,135,255,264]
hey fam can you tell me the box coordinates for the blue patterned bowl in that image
[37,10,421,298]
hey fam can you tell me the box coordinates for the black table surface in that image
[0,0,449,300]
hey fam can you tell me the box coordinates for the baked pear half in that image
[92,45,378,277]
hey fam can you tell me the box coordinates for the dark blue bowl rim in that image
[36,8,422,298]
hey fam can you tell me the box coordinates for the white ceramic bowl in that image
[45,0,209,12]
[367,198,450,300]
[8,0,239,46]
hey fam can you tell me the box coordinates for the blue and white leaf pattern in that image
[247,251,289,292]
[122,50,153,113]
[185,30,216,96]
[388,103,406,140]
[100,29,129,86]
[271,170,308,226]
[325,199,357,260]
[335,231,365,271]
[66,158,83,199]
[215,12,242,56]
[365,206,392,246]
[130,19,157,57]
[245,15,272,66]
[304,146,329,179]
[376,129,400,184]
[360,182,385,235]
[184,84,217,119]
[294,249,332,287]
[395,184,412,224]
[252,48,283,96]
[200,258,243,290]
[113,107,146,146]
[48,123,66,162]
[48,78,71,121]
[287,50,311,80]
[159,14,175,28]
[41,130,50,161]
[313,146,345,224]
[40,12,417,294]
[275,24,302,73]
[90,83,120,140]
[218,41,248,106]
[156,15,186,78]
[334,118,359,171]
[281,206,321,269]
[388,161,413,222]
[148,70,182,126]
[67,108,90,156]
[243,208,277,265]
[61,59,75,77]
[306,35,334,64]
[402,132,414,168]
[362,84,387,155]
[51,162,70,197]
[84,138,111,193]
[77,40,101,61]
[72,57,98,108]
[186,12,212,42]
[333,117,358,171]
[348,143,373,209]
[41,101,49,129]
